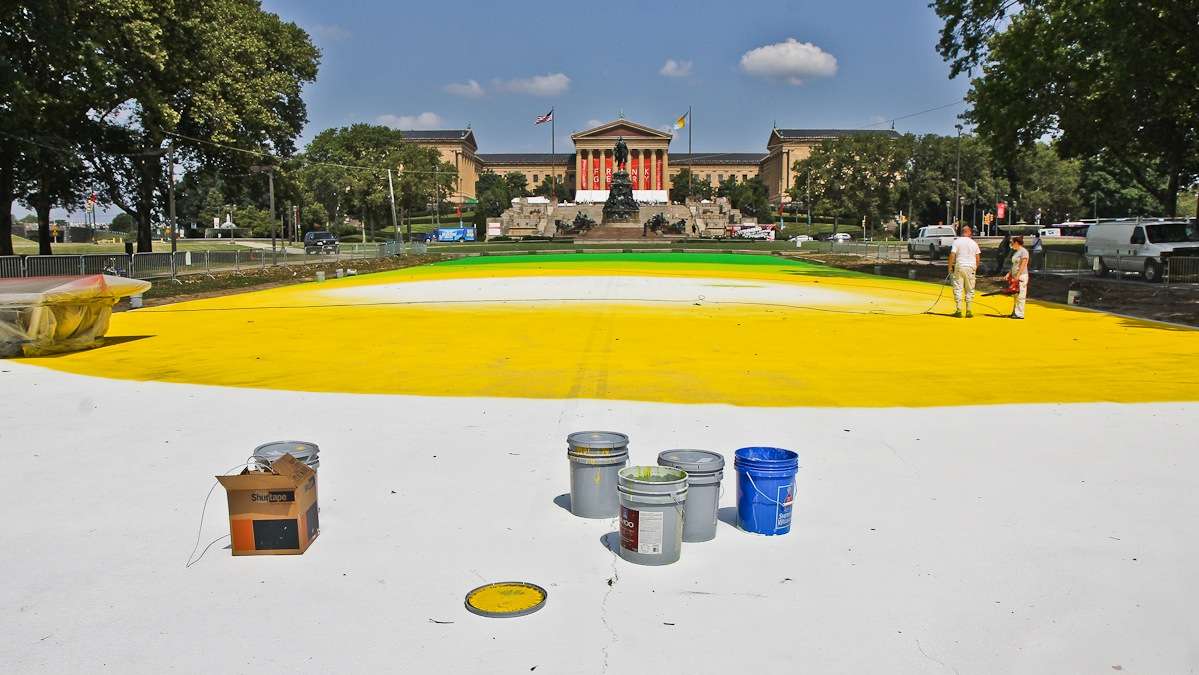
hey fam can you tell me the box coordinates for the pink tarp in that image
[0,275,150,357]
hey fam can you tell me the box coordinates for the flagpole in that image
[687,106,692,201]
[550,109,555,205]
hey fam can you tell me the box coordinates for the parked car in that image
[826,232,852,242]
[303,231,340,254]
[908,225,957,260]
[1085,219,1199,282]
[789,234,813,242]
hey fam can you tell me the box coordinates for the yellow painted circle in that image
[464,582,547,618]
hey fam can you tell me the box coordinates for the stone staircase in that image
[578,223,683,241]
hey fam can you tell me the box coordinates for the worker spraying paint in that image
[946,225,981,318]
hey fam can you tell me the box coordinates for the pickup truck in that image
[908,226,957,260]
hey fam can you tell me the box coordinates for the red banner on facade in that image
[644,156,652,190]
[656,154,663,192]
[580,155,588,189]
[605,154,613,189]
[593,154,601,188]
[631,153,640,190]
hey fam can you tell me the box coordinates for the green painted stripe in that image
[433,251,854,273]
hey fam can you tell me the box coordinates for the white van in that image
[1037,227,1061,238]
[1085,220,1199,282]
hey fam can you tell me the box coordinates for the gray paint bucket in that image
[617,466,688,566]
[567,431,629,518]
[253,440,320,470]
[657,449,724,543]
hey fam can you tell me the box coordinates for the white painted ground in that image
[2,363,1196,674]
[320,275,895,310]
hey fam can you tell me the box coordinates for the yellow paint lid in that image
[464,582,547,618]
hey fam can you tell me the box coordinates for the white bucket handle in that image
[743,471,791,506]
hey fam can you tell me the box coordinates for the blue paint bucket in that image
[733,447,798,535]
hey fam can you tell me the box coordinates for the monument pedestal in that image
[602,171,639,223]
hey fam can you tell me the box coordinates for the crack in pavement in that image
[599,528,620,674]
[916,638,960,675]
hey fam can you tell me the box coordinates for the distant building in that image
[403,119,898,205]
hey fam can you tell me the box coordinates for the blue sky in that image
[269,0,969,153]
[24,1,969,220]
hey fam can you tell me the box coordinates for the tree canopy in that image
[668,169,714,203]
[792,132,1087,233]
[0,0,320,254]
[298,124,456,239]
[931,0,1199,215]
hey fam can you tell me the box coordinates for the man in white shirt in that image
[946,225,981,318]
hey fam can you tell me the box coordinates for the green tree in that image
[932,0,1199,215]
[299,125,455,238]
[0,2,127,254]
[475,170,514,223]
[717,176,772,222]
[534,175,573,203]
[110,212,135,233]
[504,172,530,198]
[669,169,714,202]
[794,134,911,232]
[86,0,319,251]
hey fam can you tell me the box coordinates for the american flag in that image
[534,109,553,125]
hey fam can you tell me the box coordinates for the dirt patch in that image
[122,255,443,308]
[789,253,1199,327]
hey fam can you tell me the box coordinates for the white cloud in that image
[310,24,351,42]
[739,38,837,85]
[376,112,445,130]
[493,73,571,97]
[443,80,484,98]
[659,59,693,78]
[585,119,605,129]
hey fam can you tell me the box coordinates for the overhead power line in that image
[855,99,967,131]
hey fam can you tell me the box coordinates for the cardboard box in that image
[217,454,319,556]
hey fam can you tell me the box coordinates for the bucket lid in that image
[567,431,629,450]
[733,446,798,468]
[464,581,547,618]
[254,440,319,461]
[657,449,724,474]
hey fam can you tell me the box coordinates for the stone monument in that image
[602,136,639,223]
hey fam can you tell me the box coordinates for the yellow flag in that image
[673,112,687,130]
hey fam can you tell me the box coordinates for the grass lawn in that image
[9,236,256,254]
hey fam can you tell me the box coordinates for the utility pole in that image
[169,142,177,256]
[972,180,978,232]
[167,141,178,278]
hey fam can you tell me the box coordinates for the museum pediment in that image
[572,119,672,141]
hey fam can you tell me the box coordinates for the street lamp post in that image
[250,165,276,263]
[954,124,963,231]
[945,200,951,227]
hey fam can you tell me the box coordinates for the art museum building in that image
[402,119,897,206]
